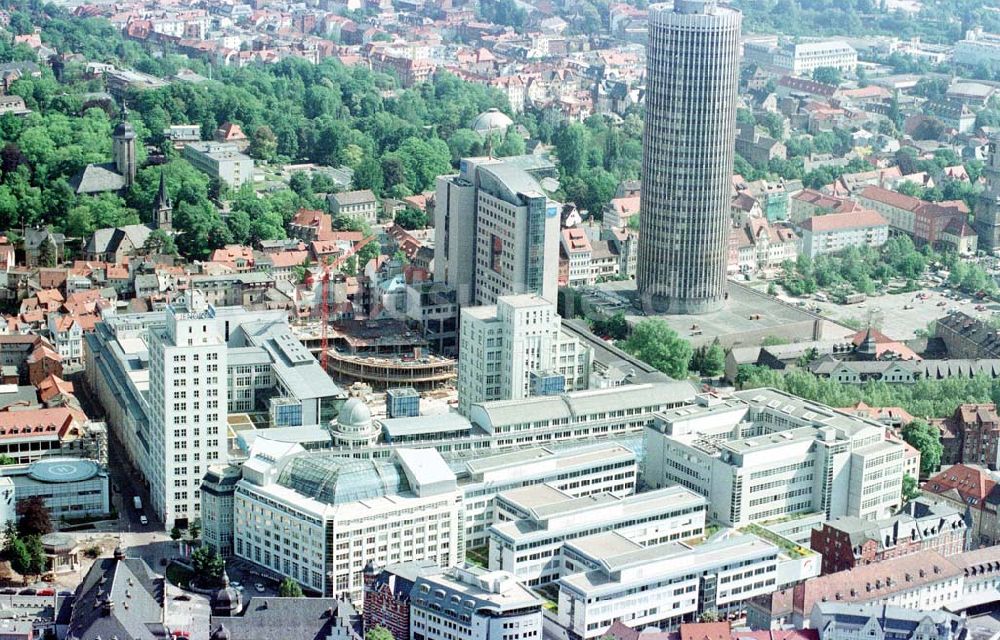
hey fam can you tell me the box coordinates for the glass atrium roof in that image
[276,454,410,505]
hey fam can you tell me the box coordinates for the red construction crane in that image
[317,234,377,372]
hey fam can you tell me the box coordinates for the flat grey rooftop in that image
[593,280,854,348]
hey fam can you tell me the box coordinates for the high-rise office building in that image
[457,295,591,416]
[637,0,742,314]
[146,290,228,529]
[434,158,560,306]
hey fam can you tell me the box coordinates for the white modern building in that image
[84,296,341,529]
[643,389,905,528]
[144,290,228,529]
[488,484,706,586]
[409,564,543,640]
[458,294,592,415]
[434,157,560,306]
[955,28,1000,67]
[744,39,858,76]
[557,531,820,638]
[232,441,461,600]
[182,141,254,188]
[459,442,638,552]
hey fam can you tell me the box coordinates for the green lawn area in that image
[742,524,813,558]
[465,546,488,568]
[165,563,193,589]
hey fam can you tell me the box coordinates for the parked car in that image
[139,515,148,526]
[254,583,265,593]
[18,589,36,595]
[174,594,191,601]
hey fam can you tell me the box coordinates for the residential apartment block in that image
[809,497,967,575]
[144,290,228,529]
[745,40,857,75]
[857,186,970,248]
[809,603,965,640]
[799,210,888,258]
[750,550,964,628]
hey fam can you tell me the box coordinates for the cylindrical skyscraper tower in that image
[637,0,741,314]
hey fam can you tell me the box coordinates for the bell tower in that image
[111,102,137,188]
[152,170,172,231]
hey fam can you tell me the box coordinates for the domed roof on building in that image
[213,571,240,614]
[276,453,409,505]
[471,108,514,136]
[337,397,371,427]
[210,624,231,640]
[113,103,136,139]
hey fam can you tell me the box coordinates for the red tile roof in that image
[923,463,998,508]
[795,550,961,615]
[858,185,923,212]
[0,407,76,441]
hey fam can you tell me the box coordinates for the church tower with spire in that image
[153,170,172,231]
[112,102,137,188]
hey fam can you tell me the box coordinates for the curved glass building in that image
[637,0,742,314]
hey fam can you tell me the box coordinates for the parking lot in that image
[794,283,1000,340]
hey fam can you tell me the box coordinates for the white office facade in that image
[557,531,820,638]
[232,442,461,601]
[488,484,707,586]
[459,442,638,553]
[458,295,591,416]
[145,291,228,529]
[434,158,560,307]
[410,565,543,640]
[643,390,905,528]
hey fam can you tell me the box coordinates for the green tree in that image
[555,123,589,176]
[902,473,920,502]
[278,577,303,597]
[16,496,51,537]
[366,627,394,640]
[6,537,32,580]
[395,207,427,230]
[191,546,225,587]
[0,454,15,466]
[143,229,178,256]
[187,519,201,540]
[699,609,720,622]
[37,235,56,268]
[701,341,725,377]
[620,319,693,379]
[170,526,183,544]
[249,125,277,162]
[354,157,385,196]
[591,312,629,341]
[812,66,843,86]
[901,419,943,478]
